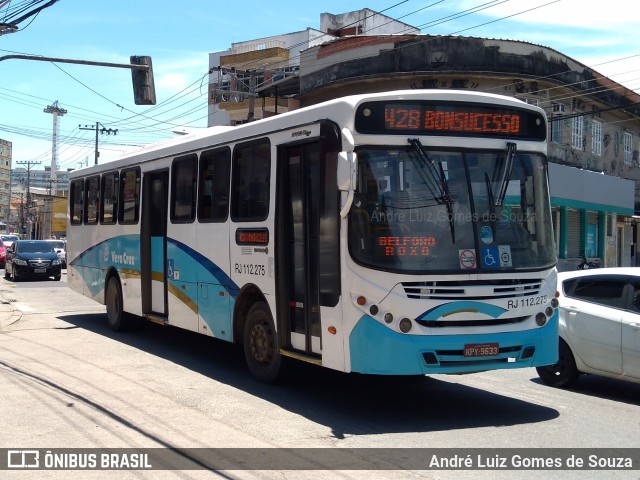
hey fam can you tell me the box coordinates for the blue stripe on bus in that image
[72,235,239,301]
[166,238,239,298]
[349,312,558,375]
[416,301,507,321]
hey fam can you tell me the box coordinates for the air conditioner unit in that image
[552,103,565,113]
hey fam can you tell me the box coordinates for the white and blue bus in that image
[67,90,558,383]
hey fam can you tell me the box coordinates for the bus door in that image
[277,128,341,358]
[141,170,168,317]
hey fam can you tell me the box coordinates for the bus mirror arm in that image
[338,150,358,218]
[338,128,358,217]
[340,188,355,219]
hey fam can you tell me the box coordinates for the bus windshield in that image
[348,145,556,273]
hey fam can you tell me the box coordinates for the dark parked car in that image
[4,240,62,281]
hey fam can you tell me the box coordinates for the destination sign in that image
[355,101,546,140]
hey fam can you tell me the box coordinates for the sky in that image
[1,0,639,170]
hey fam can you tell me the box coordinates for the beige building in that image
[0,138,11,229]
[207,8,640,271]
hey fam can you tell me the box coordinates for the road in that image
[0,273,638,480]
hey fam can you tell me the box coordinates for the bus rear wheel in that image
[106,277,133,331]
[243,302,283,383]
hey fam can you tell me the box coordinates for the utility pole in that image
[212,67,258,122]
[16,160,40,238]
[19,193,24,236]
[44,100,67,194]
[79,123,118,165]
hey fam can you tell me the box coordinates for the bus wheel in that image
[243,302,283,383]
[536,339,579,388]
[106,277,130,331]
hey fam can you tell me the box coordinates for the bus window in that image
[100,171,119,224]
[70,179,84,225]
[171,154,197,223]
[119,167,140,224]
[231,139,270,221]
[84,175,100,225]
[198,147,230,222]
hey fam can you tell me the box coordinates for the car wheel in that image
[10,265,18,282]
[536,339,580,388]
[243,301,285,384]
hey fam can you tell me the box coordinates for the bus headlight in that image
[399,317,412,333]
[535,312,547,326]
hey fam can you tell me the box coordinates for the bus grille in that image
[416,316,529,328]
[402,279,542,300]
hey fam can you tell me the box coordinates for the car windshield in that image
[48,241,65,249]
[348,146,556,273]
[17,242,55,254]
[3,235,19,242]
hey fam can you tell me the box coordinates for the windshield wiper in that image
[495,142,516,206]
[408,138,455,242]
[485,172,497,232]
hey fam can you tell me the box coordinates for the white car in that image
[45,239,67,268]
[1,234,20,249]
[536,267,640,387]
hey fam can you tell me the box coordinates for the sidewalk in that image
[0,287,22,329]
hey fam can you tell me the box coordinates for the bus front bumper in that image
[348,313,559,375]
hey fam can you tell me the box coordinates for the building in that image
[9,167,70,237]
[0,138,12,226]
[207,9,419,126]
[207,8,640,271]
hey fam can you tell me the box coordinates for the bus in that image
[67,90,559,383]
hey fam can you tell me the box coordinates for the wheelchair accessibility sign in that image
[482,245,512,268]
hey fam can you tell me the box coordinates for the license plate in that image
[464,343,499,357]
[34,268,46,273]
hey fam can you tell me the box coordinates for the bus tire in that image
[535,339,579,388]
[106,277,131,332]
[243,302,283,384]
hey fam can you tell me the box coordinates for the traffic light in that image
[130,55,156,105]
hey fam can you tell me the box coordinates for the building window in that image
[591,120,602,156]
[624,132,633,165]
[550,117,562,143]
[572,116,584,150]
